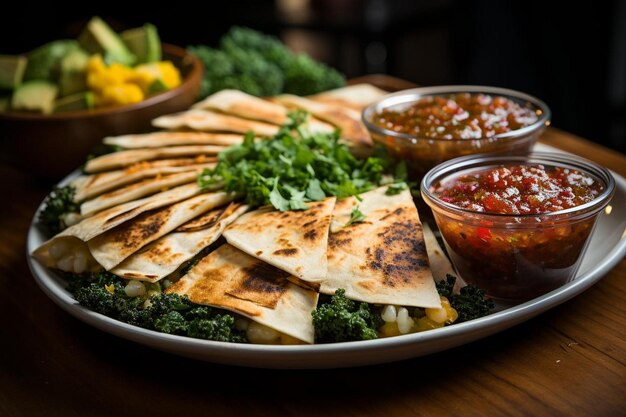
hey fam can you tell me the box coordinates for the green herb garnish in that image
[345,206,366,226]
[197,111,389,211]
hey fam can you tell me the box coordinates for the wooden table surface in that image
[1,114,625,416]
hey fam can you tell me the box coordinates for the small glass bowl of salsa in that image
[362,86,551,179]
[421,153,615,302]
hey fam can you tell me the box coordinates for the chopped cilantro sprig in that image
[197,111,390,211]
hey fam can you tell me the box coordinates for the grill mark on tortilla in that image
[273,248,298,256]
[302,220,316,228]
[226,262,289,308]
[303,229,318,241]
[380,207,404,221]
[115,208,172,249]
[365,220,430,287]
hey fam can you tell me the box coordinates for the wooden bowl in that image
[0,44,203,180]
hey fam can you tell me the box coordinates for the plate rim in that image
[26,147,626,368]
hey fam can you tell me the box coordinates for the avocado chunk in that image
[121,23,161,64]
[59,49,89,96]
[12,80,58,114]
[24,40,80,82]
[54,91,94,112]
[79,16,136,66]
[0,55,27,89]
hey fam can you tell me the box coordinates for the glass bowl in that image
[362,85,551,179]
[420,152,615,302]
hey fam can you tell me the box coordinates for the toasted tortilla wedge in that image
[88,191,235,270]
[103,131,243,149]
[112,203,248,282]
[422,223,465,293]
[71,158,216,202]
[193,89,289,125]
[223,197,336,282]
[321,186,441,308]
[274,94,372,146]
[166,244,318,343]
[80,170,199,216]
[309,83,388,111]
[33,183,204,269]
[153,110,279,136]
[84,145,226,173]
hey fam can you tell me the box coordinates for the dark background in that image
[1,0,624,153]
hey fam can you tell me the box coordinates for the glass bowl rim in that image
[362,85,552,143]
[420,151,616,220]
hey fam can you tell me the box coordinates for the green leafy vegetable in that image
[68,270,247,343]
[189,26,344,99]
[188,45,283,98]
[385,181,408,196]
[197,111,390,211]
[436,275,495,322]
[312,289,383,343]
[345,206,366,226]
[38,186,80,235]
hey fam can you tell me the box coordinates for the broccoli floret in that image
[190,26,345,99]
[188,45,283,99]
[38,186,80,235]
[312,289,383,343]
[283,53,345,96]
[436,275,495,322]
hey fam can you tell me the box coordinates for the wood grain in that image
[1,80,624,417]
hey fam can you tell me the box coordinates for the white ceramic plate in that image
[26,145,626,369]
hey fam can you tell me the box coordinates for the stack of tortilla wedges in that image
[33,84,444,344]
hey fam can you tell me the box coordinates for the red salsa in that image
[433,164,604,215]
[428,163,606,301]
[373,93,539,139]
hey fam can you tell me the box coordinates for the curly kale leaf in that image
[436,275,495,322]
[312,289,382,343]
[38,186,80,235]
[68,270,247,343]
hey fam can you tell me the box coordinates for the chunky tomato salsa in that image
[373,93,539,139]
[433,164,604,215]
[429,163,605,301]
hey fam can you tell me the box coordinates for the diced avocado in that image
[24,40,80,82]
[148,77,168,95]
[12,80,58,114]
[0,55,27,89]
[59,49,89,96]
[121,23,161,64]
[79,16,136,66]
[54,91,94,112]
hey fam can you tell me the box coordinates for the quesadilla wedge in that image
[88,191,236,270]
[166,243,318,343]
[80,170,200,216]
[103,131,243,149]
[153,109,280,136]
[84,145,226,173]
[33,183,203,273]
[321,186,441,308]
[71,157,216,202]
[309,83,388,111]
[193,89,289,125]
[112,203,248,282]
[223,197,336,283]
[274,94,372,146]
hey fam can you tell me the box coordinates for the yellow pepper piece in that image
[86,55,107,74]
[98,84,144,107]
[156,61,181,89]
